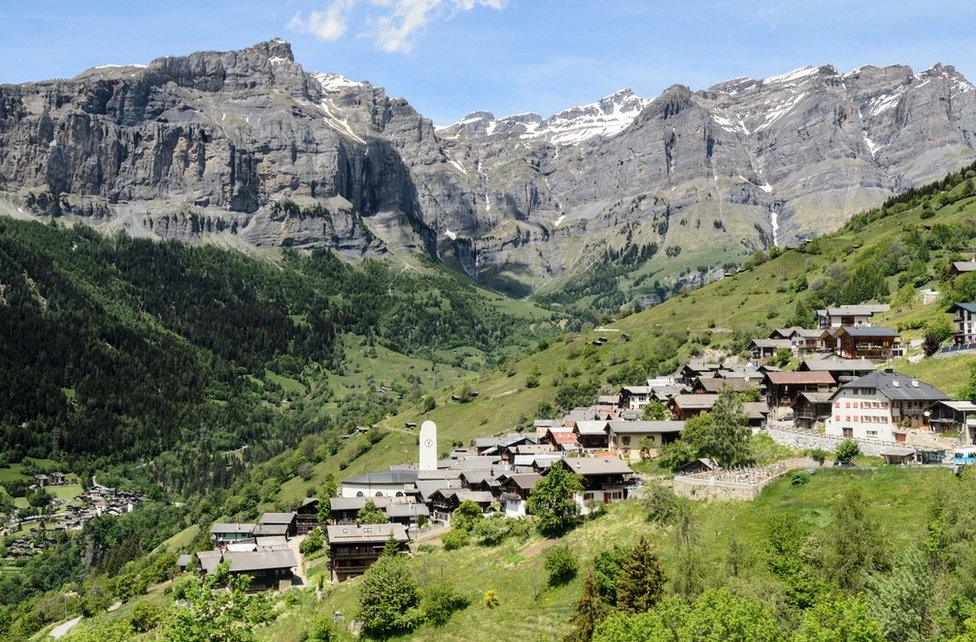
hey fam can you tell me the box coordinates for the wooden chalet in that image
[326,523,410,582]
[497,473,541,517]
[574,420,610,450]
[820,326,899,360]
[799,356,877,383]
[692,377,761,395]
[294,497,320,535]
[749,338,792,361]
[925,400,976,442]
[253,512,297,538]
[764,370,835,407]
[950,261,976,278]
[948,303,976,348]
[668,394,718,419]
[607,420,684,459]
[542,429,581,452]
[428,489,494,523]
[794,391,833,429]
[562,457,633,507]
[196,549,297,591]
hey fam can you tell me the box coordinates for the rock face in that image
[2,41,975,300]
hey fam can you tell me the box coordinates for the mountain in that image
[2,40,975,306]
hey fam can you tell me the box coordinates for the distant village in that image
[184,292,976,591]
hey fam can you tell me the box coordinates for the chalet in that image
[196,549,297,591]
[668,394,718,419]
[501,443,555,463]
[794,391,834,429]
[49,472,66,486]
[294,498,320,535]
[253,512,297,538]
[340,470,418,499]
[789,328,824,355]
[764,371,835,407]
[799,356,876,383]
[950,261,976,277]
[607,420,684,460]
[533,419,555,438]
[678,360,720,383]
[428,489,494,523]
[543,429,581,452]
[619,386,654,411]
[497,473,541,517]
[574,420,610,450]
[415,479,462,506]
[750,338,793,361]
[385,502,430,527]
[742,401,771,428]
[924,400,976,443]
[562,457,633,508]
[825,369,948,442]
[327,523,410,582]
[475,433,533,455]
[692,377,761,395]
[211,523,256,546]
[328,496,385,524]
[816,304,890,328]
[948,303,976,348]
[769,327,801,340]
[33,474,49,488]
[514,454,562,472]
[820,326,899,360]
[597,394,620,406]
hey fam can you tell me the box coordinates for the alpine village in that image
[7,12,976,642]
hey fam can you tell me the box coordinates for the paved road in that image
[50,616,83,639]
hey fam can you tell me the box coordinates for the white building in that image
[339,470,418,499]
[825,369,948,443]
[816,304,890,329]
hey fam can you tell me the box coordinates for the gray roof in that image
[499,473,542,490]
[196,550,223,574]
[607,420,685,434]
[210,523,255,535]
[801,357,877,372]
[837,370,948,402]
[258,512,296,525]
[327,523,409,545]
[223,549,296,573]
[562,457,634,476]
[255,536,289,549]
[343,470,419,485]
[329,496,390,511]
[575,420,610,435]
[750,338,793,349]
[953,261,976,272]
[386,503,430,518]
[251,523,289,537]
[826,304,890,315]
[929,400,976,412]
[672,394,718,409]
[799,391,834,403]
[177,554,192,567]
[835,325,899,337]
[436,489,495,504]
[415,478,462,501]
[741,402,771,419]
[951,302,976,314]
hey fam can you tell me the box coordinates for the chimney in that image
[912,379,919,387]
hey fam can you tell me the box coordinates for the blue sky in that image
[1,1,975,124]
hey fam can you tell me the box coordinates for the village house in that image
[749,338,793,361]
[820,326,900,360]
[816,304,890,328]
[799,356,877,384]
[789,328,824,355]
[677,360,721,384]
[924,400,976,443]
[950,260,976,278]
[497,473,541,517]
[294,498,320,535]
[764,371,835,407]
[428,489,494,523]
[196,549,297,591]
[562,457,633,508]
[825,369,949,442]
[327,496,390,525]
[326,523,410,582]
[253,512,297,538]
[742,401,772,428]
[542,428,581,452]
[500,443,554,464]
[210,523,256,546]
[794,391,834,429]
[668,394,718,419]
[948,303,976,348]
[573,420,611,451]
[618,386,653,411]
[607,420,684,460]
[385,502,430,527]
[339,470,418,499]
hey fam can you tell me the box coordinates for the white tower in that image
[419,420,437,471]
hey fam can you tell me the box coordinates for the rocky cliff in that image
[2,41,974,302]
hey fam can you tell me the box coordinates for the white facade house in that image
[339,470,418,499]
[816,304,890,329]
[825,370,948,442]
[950,303,976,346]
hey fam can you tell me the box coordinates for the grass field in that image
[254,465,951,642]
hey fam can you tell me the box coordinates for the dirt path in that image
[521,538,558,558]
[50,616,83,639]
[288,534,308,587]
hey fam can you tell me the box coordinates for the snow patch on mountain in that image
[313,72,364,92]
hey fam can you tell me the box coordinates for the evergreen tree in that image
[563,570,607,642]
[616,536,665,614]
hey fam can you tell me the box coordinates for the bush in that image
[130,602,164,633]
[482,589,499,608]
[358,555,422,638]
[835,439,860,465]
[423,582,470,626]
[544,544,579,586]
[304,614,334,641]
[442,528,469,550]
[809,449,828,465]
[300,528,324,555]
[644,483,683,525]
[790,471,810,486]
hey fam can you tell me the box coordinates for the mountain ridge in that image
[2,39,975,309]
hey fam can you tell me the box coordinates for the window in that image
[622,436,631,446]
[867,430,878,437]
[356,491,364,498]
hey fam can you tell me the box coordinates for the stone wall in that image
[673,457,817,501]
[764,426,894,455]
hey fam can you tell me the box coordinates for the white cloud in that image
[288,0,505,53]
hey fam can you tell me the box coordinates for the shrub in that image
[482,589,499,608]
[304,614,334,641]
[423,582,470,626]
[809,449,828,465]
[544,544,579,586]
[358,555,422,637]
[790,471,810,486]
[300,527,325,555]
[130,602,164,633]
[835,439,860,465]
[442,528,469,550]
[644,483,683,525]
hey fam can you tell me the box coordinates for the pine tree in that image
[563,570,606,642]
[615,536,665,614]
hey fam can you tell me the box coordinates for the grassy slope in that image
[255,466,949,642]
[276,186,976,502]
